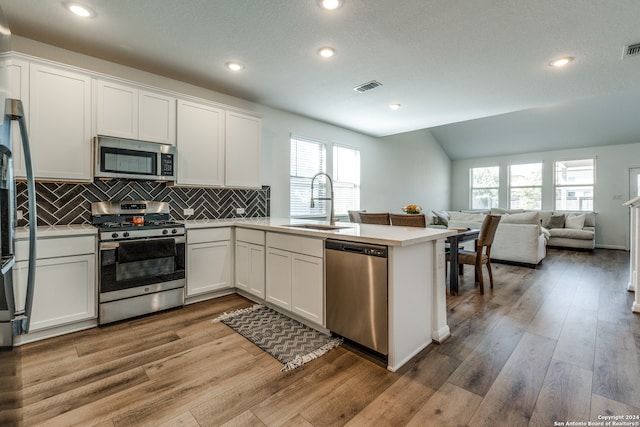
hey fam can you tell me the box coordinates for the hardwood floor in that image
[1,248,639,426]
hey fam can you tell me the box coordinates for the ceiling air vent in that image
[623,43,640,58]
[353,80,382,93]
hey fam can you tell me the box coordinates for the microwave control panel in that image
[160,153,174,177]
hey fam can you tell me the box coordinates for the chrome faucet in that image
[310,172,337,225]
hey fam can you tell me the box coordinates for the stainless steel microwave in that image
[94,136,176,181]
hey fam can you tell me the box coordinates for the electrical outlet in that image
[16,210,23,220]
[236,207,245,214]
[183,208,194,216]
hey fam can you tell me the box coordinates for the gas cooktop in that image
[91,200,185,241]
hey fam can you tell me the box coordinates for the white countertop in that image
[14,218,455,246]
[15,224,98,240]
[186,217,456,247]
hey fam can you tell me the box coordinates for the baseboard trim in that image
[596,244,627,250]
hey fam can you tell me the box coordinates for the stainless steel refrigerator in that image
[0,97,37,349]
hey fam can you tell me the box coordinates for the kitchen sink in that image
[283,223,352,231]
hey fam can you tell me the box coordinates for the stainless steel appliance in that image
[94,135,176,181]
[325,239,388,355]
[92,200,185,325]
[0,98,38,348]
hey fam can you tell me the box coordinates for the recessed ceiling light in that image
[317,0,344,10]
[389,104,401,110]
[64,2,96,18]
[549,56,574,67]
[318,47,335,58]
[226,61,245,71]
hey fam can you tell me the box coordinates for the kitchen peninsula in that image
[15,218,455,372]
[188,217,456,372]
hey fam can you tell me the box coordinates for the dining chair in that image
[358,212,391,225]
[348,210,366,223]
[390,213,426,228]
[447,214,501,294]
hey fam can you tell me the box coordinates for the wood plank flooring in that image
[1,248,639,426]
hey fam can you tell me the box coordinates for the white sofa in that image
[539,211,596,250]
[441,211,547,267]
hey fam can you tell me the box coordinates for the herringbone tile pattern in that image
[15,180,270,226]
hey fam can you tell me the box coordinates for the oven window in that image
[116,256,174,281]
[102,147,156,176]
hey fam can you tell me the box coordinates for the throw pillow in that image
[547,213,565,229]
[538,211,553,228]
[432,210,450,226]
[565,213,586,230]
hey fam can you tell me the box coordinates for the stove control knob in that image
[111,233,118,239]
[123,232,130,238]
[162,229,169,235]
[171,228,178,234]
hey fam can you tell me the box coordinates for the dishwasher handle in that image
[325,239,387,258]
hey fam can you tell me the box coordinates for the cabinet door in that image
[247,244,266,299]
[139,90,176,145]
[1,57,29,179]
[176,100,225,186]
[265,247,292,310]
[96,80,138,139]
[187,240,231,296]
[225,111,261,188]
[13,254,96,331]
[29,63,92,181]
[235,240,250,292]
[291,253,324,324]
[236,242,266,299]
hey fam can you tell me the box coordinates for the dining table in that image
[446,228,480,296]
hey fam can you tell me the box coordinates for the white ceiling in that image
[1,0,640,159]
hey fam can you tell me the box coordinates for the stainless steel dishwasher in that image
[325,239,388,355]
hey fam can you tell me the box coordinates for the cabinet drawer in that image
[16,235,96,261]
[236,228,265,245]
[187,227,231,244]
[266,232,323,258]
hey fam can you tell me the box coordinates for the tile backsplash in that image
[15,180,270,227]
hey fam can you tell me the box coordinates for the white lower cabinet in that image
[186,228,232,296]
[13,235,96,332]
[265,233,324,325]
[235,228,265,299]
[291,252,324,324]
[265,247,293,310]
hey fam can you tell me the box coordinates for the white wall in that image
[377,129,451,213]
[5,36,451,220]
[451,143,640,250]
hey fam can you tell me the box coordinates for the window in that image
[509,163,542,210]
[290,136,326,217]
[332,145,360,215]
[470,166,499,209]
[555,159,594,211]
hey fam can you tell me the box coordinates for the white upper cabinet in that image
[176,99,225,186]
[139,90,176,145]
[29,63,92,181]
[225,111,261,188]
[96,80,176,145]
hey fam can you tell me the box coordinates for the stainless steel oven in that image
[92,201,185,325]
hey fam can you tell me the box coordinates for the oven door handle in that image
[99,235,186,250]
